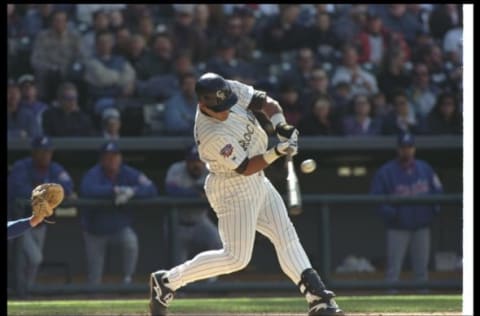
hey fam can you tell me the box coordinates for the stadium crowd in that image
[8,4,463,138]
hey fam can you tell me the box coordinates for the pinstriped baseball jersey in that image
[194,80,268,177]
[161,78,312,294]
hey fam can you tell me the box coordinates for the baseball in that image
[300,159,316,174]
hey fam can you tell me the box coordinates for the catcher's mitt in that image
[31,183,64,223]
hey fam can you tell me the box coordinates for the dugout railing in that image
[13,194,463,295]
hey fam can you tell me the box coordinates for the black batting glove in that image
[276,123,298,142]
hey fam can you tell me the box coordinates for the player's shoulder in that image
[50,161,68,172]
[378,159,397,173]
[11,157,32,169]
[415,159,434,171]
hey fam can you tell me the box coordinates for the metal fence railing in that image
[13,194,462,295]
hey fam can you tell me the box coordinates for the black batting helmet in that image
[195,73,238,112]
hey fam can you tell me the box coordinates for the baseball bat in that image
[286,151,303,215]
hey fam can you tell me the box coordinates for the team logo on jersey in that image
[216,90,226,101]
[238,124,254,151]
[220,144,234,158]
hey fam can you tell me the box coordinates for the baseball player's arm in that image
[7,215,43,240]
[247,91,298,141]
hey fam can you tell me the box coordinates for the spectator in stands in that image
[8,136,74,297]
[426,92,462,135]
[299,68,331,110]
[126,34,149,79]
[8,80,41,140]
[113,26,132,57]
[22,4,55,38]
[100,108,122,140]
[429,4,462,42]
[297,94,338,136]
[222,13,256,61]
[17,74,48,128]
[355,12,388,66]
[235,6,262,45]
[279,47,317,92]
[136,13,155,45]
[370,132,443,291]
[165,145,222,267]
[170,4,209,63]
[331,4,368,46]
[193,4,214,38]
[30,10,84,102]
[164,72,198,136]
[407,63,439,119]
[331,44,378,96]
[341,94,382,136]
[136,51,197,102]
[377,4,421,45]
[42,82,95,137]
[132,33,174,81]
[76,4,126,26]
[83,30,136,113]
[305,12,341,62]
[331,80,353,116]
[260,4,307,54]
[80,141,158,285]
[370,91,391,121]
[418,44,450,92]
[377,48,412,101]
[443,27,463,94]
[276,81,304,126]
[406,4,433,35]
[205,37,256,85]
[382,89,425,135]
[82,9,111,57]
[109,9,125,31]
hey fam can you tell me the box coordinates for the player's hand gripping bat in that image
[286,150,302,215]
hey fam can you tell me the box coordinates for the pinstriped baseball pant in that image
[164,174,311,291]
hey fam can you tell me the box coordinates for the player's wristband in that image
[262,146,282,164]
[270,112,287,129]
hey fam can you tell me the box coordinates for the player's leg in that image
[409,227,430,284]
[83,231,108,285]
[385,229,411,285]
[114,226,139,284]
[150,194,261,315]
[22,225,46,288]
[256,179,343,316]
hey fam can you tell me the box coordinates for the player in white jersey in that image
[149,73,344,316]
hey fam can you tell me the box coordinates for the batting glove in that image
[276,123,299,142]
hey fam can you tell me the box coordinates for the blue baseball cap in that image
[186,145,200,161]
[397,133,415,147]
[31,136,54,150]
[100,141,121,154]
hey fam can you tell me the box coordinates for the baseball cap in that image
[185,145,200,161]
[100,141,121,154]
[397,133,415,147]
[18,74,35,86]
[102,108,120,121]
[31,136,54,150]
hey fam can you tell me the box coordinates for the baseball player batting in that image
[149,73,344,316]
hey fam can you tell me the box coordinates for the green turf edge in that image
[7,295,462,315]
